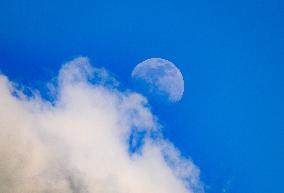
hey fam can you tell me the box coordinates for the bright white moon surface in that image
[131,58,184,103]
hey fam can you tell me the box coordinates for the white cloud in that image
[0,57,203,193]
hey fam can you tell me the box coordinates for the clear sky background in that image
[0,0,283,193]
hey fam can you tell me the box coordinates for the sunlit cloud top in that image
[0,57,203,193]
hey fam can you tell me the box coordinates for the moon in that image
[131,58,184,103]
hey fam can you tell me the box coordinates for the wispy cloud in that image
[0,57,203,193]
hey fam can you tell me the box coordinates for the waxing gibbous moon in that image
[131,58,184,103]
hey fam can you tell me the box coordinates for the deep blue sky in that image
[0,0,283,193]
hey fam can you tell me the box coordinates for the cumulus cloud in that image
[0,57,203,193]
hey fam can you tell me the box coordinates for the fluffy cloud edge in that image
[0,56,204,193]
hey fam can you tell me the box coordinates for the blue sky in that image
[0,0,283,193]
